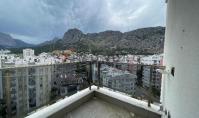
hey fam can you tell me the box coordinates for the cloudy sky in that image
[0,0,166,44]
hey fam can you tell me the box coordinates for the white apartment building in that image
[23,49,35,58]
[0,49,64,68]
[141,54,163,65]
[101,65,136,94]
[23,49,36,64]
[0,49,11,54]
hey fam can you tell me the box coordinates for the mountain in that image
[35,26,165,55]
[39,37,60,46]
[63,28,85,44]
[0,32,34,48]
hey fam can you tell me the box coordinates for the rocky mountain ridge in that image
[5,26,165,55]
[38,26,165,55]
[0,32,34,48]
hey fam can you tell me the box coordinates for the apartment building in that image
[23,49,35,59]
[51,63,84,97]
[0,68,28,117]
[142,66,162,90]
[0,65,52,118]
[101,65,136,94]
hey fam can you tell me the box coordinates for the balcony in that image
[26,86,161,118]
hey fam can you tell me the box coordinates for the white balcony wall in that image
[162,0,199,118]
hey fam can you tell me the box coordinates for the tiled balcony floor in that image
[65,97,142,118]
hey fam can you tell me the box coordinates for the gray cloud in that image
[0,0,166,44]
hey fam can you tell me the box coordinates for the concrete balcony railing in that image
[26,86,162,118]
